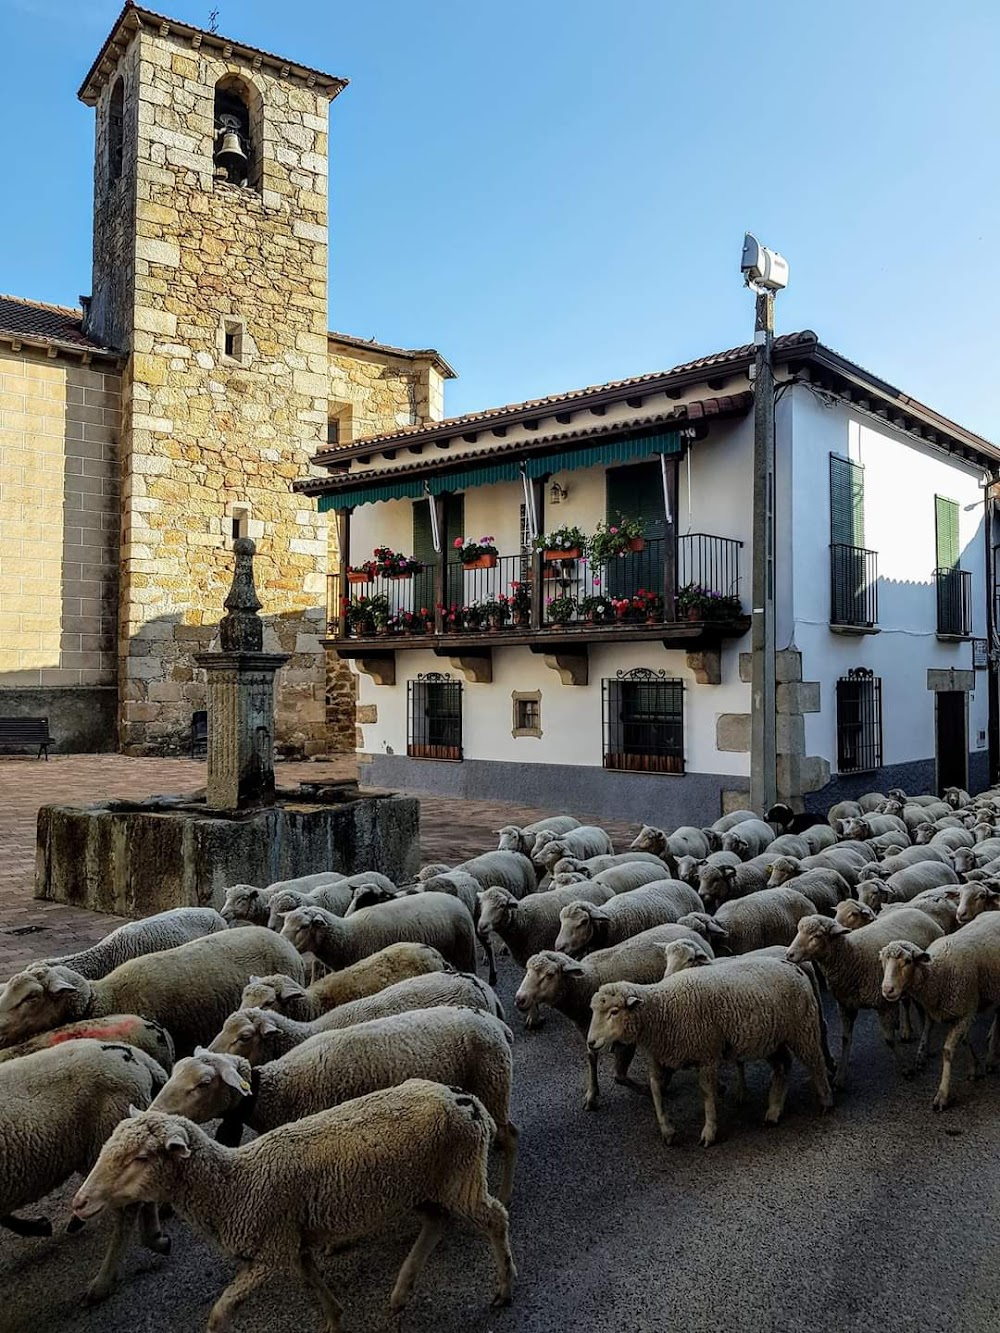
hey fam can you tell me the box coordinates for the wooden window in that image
[603,669,683,774]
[412,494,464,614]
[836,668,883,773]
[935,496,960,571]
[604,462,666,600]
[830,455,876,626]
[407,675,462,760]
[512,691,542,738]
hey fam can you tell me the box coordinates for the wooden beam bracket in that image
[354,655,396,686]
[445,652,493,684]
[685,649,722,685]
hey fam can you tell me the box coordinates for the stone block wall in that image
[0,346,120,730]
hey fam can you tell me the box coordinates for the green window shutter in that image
[830,454,865,547]
[935,496,959,571]
[605,462,666,598]
[411,501,437,614]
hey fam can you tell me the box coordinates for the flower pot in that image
[386,570,414,580]
[628,536,646,552]
[463,554,497,570]
[686,608,701,622]
[347,572,369,585]
[544,548,580,562]
[646,614,661,625]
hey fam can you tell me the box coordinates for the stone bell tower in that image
[78,7,346,755]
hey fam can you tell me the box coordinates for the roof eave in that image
[78,3,348,106]
[327,332,457,380]
[0,329,121,364]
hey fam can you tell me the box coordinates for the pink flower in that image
[453,537,463,549]
[610,526,618,534]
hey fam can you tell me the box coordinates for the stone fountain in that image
[35,542,418,916]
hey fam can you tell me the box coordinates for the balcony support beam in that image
[685,649,721,685]
[531,645,589,686]
[354,654,396,686]
[444,652,493,684]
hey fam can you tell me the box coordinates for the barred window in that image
[407,674,462,760]
[603,669,683,774]
[836,668,883,773]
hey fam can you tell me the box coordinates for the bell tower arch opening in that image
[213,75,262,191]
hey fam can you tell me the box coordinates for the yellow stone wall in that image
[0,346,120,687]
[328,345,441,442]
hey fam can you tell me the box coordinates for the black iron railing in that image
[935,567,971,637]
[830,543,878,628]
[836,667,883,773]
[603,668,684,774]
[329,532,744,637]
[407,674,462,760]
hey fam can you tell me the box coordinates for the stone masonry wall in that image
[328,345,423,444]
[0,346,120,702]
[90,29,335,756]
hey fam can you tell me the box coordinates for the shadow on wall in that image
[117,605,354,760]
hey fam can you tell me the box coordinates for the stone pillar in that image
[196,653,289,809]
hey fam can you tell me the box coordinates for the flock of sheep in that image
[1,782,999,1331]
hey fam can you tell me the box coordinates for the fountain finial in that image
[219,537,263,652]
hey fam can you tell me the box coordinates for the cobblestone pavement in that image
[0,753,633,975]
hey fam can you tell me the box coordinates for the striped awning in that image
[317,431,683,511]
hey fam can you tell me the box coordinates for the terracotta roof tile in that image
[0,295,117,357]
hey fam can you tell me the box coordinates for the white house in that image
[297,329,1000,823]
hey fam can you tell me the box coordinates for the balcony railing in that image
[328,533,743,640]
[935,567,972,638]
[830,543,878,629]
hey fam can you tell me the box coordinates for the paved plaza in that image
[1,757,998,1333]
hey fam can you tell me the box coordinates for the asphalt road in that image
[1,957,998,1333]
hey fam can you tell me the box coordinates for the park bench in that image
[0,716,51,759]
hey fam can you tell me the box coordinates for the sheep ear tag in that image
[218,1059,252,1096]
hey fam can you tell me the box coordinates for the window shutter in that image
[830,455,865,547]
[935,496,959,571]
[605,462,666,598]
[411,501,437,614]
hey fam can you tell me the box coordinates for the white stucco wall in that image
[790,386,989,772]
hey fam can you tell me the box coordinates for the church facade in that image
[0,5,452,755]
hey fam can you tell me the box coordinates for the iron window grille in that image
[407,673,463,761]
[836,667,883,773]
[603,668,684,774]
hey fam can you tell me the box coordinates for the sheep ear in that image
[193,1045,209,1057]
[829,922,851,937]
[217,1059,252,1096]
[277,977,307,999]
[164,1130,191,1157]
[127,1103,144,1119]
[247,975,261,986]
[46,974,76,994]
[256,1014,280,1036]
[913,950,932,965]
[563,961,586,975]
[624,994,642,1009]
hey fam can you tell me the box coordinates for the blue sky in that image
[2,0,997,436]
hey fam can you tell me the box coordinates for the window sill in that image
[829,623,881,637]
[936,633,972,643]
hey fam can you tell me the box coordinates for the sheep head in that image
[676,912,730,950]
[834,900,875,931]
[766,856,800,888]
[516,950,584,1012]
[674,855,706,886]
[786,914,848,963]
[552,858,592,879]
[73,1109,196,1220]
[345,883,398,916]
[630,826,665,855]
[554,901,607,957]
[266,889,307,931]
[857,879,892,912]
[280,905,334,955]
[956,883,1000,925]
[587,983,643,1050]
[240,973,307,1013]
[496,826,524,853]
[661,938,713,977]
[879,940,931,1001]
[150,1048,252,1122]
[839,817,869,842]
[476,887,518,936]
[220,884,267,925]
[208,1008,281,1066]
[699,862,737,912]
[0,963,88,1047]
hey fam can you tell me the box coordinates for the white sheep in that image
[786,909,944,1087]
[838,814,909,842]
[220,872,345,926]
[496,815,580,854]
[240,942,452,1021]
[72,1082,515,1324]
[783,868,853,915]
[152,1006,519,1202]
[386,870,498,982]
[943,786,972,809]
[265,873,395,931]
[952,881,1000,926]
[554,880,702,957]
[551,852,668,879]
[879,913,1000,1109]
[681,886,815,954]
[281,893,477,974]
[514,923,714,1109]
[531,826,615,871]
[42,908,226,980]
[0,1039,169,1301]
[0,927,305,1056]
[587,957,833,1146]
[720,819,777,859]
[880,894,960,935]
[674,851,742,886]
[710,809,759,832]
[476,881,614,1026]
[697,860,770,912]
[211,971,502,1064]
[828,799,863,827]
[915,826,974,850]
[869,845,953,877]
[449,851,537,897]
[0,1014,174,1071]
[857,860,959,911]
[766,846,875,889]
[630,825,713,861]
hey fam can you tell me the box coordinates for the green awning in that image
[318,430,682,511]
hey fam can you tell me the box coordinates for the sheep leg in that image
[986,1016,999,1073]
[898,1000,914,1042]
[388,1206,448,1312]
[584,1048,600,1111]
[482,936,497,987]
[648,1062,678,1144]
[916,1017,935,1068]
[965,1035,986,1081]
[295,1246,344,1331]
[447,1195,515,1307]
[206,1259,273,1333]
[494,1120,519,1205]
[933,1016,974,1112]
[834,1005,858,1089]
[729,1063,748,1104]
[84,1205,139,1304]
[698,1061,721,1147]
[138,1202,170,1255]
[612,1041,642,1090]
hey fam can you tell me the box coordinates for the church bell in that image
[215,127,248,174]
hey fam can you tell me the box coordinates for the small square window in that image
[228,507,250,546]
[327,418,340,447]
[222,319,245,363]
[512,691,542,738]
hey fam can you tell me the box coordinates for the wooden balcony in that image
[324,535,749,685]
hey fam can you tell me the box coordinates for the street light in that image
[743,233,788,815]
